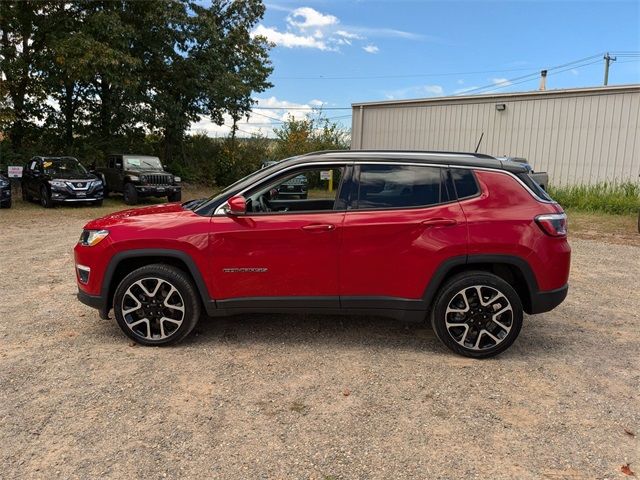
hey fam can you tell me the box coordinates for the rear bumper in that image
[528,284,568,314]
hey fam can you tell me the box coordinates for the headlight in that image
[129,175,139,182]
[78,229,109,246]
[92,179,102,187]
[50,180,67,188]
[0,179,9,187]
[174,176,181,183]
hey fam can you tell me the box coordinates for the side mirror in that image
[226,195,246,215]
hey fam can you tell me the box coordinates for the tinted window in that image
[450,169,479,199]
[517,172,552,201]
[357,164,446,209]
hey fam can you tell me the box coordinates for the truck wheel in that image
[113,264,201,346]
[168,191,181,202]
[431,271,523,358]
[123,183,138,205]
[40,185,53,208]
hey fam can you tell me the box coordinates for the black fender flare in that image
[422,254,539,312]
[101,249,216,317]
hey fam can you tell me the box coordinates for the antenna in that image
[474,132,484,153]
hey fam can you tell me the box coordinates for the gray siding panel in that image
[352,86,640,186]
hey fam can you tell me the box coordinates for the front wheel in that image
[168,191,181,202]
[40,185,53,208]
[431,272,523,358]
[113,264,201,346]
[123,183,138,205]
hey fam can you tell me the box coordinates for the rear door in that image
[339,162,468,307]
[208,163,351,306]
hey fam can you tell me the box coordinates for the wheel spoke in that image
[444,284,514,351]
[121,277,186,341]
[128,318,151,338]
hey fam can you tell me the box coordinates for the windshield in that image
[124,156,163,170]
[43,158,87,175]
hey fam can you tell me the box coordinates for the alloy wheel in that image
[444,285,513,351]
[121,277,185,340]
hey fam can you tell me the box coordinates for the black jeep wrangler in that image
[96,154,181,205]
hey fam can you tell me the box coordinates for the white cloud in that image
[252,24,330,51]
[287,7,337,29]
[491,77,512,86]
[253,6,425,53]
[384,84,444,100]
[188,96,326,138]
[454,86,479,95]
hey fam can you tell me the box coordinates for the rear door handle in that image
[421,218,457,227]
[302,224,336,232]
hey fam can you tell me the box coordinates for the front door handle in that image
[302,224,336,232]
[421,218,457,227]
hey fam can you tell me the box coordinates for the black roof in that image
[283,150,528,174]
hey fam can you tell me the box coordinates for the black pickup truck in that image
[96,154,181,205]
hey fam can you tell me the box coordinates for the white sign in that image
[320,170,332,180]
[7,166,23,178]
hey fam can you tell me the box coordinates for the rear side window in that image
[356,164,448,209]
[450,169,480,199]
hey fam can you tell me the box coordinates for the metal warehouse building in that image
[351,84,640,186]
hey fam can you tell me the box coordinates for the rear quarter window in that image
[450,169,480,199]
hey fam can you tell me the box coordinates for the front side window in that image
[356,164,448,210]
[244,165,345,214]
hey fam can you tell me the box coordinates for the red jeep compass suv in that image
[75,151,570,358]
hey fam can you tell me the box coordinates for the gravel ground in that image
[0,198,639,479]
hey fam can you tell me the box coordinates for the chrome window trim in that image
[213,159,553,216]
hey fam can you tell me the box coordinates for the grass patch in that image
[548,182,640,215]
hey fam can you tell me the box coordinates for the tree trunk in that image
[63,81,75,147]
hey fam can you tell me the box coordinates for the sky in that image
[190,0,640,138]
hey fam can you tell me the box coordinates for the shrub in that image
[548,182,640,215]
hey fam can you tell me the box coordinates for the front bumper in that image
[77,289,110,319]
[0,187,11,203]
[528,284,568,314]
[51,184,103,202]
[135,185,181,196]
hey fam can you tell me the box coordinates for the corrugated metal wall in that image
[351,85,640,186]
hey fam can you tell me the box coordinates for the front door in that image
[340,163,468,306]
[209,164,350,307]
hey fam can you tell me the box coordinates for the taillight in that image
[535,213,568,237]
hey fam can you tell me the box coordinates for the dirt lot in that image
[1,190,639,479]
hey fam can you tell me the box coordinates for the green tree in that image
[272,111,350,159]
[0,1,54,151]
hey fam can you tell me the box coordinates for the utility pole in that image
[603,52,616,85]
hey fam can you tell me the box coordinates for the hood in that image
[126,169,170,175]
[84,202,189,229]
[51,171,97,181]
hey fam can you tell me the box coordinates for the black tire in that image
[431,271,523,358]
[123,183,138,205]
[93,199,104,207]
[168,191,181,202]
[113,264,201,346]
[22,186,32,202]
[0,200,10,209]
[40,185,54,208]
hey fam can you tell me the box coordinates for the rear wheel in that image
[113,264,201,346]
[431,272,523,358]
[123,183,138,205]
[40,185,53,208]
